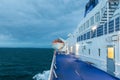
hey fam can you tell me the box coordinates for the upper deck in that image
[75,0,120,43]
[75,0,120,35]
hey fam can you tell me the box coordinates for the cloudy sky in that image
[0,0,88,48]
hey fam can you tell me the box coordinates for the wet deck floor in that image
[52,54,120,80]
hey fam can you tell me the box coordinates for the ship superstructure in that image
[66,0,120,78]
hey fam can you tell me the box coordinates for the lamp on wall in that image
[92,25,97,31]
[68,33,72,37]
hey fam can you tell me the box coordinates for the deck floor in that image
[53,54,120,80]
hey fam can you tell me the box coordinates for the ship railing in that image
[48,51,57,80]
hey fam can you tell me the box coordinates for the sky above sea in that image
[0,0,88,48]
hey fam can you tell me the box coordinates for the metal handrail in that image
[48,51,56,80]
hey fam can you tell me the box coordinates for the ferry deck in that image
[49,52,120,80]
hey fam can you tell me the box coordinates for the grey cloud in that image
[0,0,88,47]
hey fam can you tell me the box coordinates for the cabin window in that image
[84,23,86,30]
[104,23,107,34]
[90,16,94,26]
[79,27,81,33]
[97,25,103,37]
[86,20,89,28]
[95,12,100,22]
[77,37,78,42]
[81,35,83,41]
[109,20,114,33]
[80,36,82,41]
[81,25,83,32]
[89,49,90,55]
[82,25,84,31]
[91,30,96,38]
[87,31,90,39]
[107,47,114,59]
[77,37,79,42]
[115,17,120,31]
[98,48,101,56]
[78,36,80,42]
[84,33,87,40]
[78,36,81,41]
[85,22,87,29]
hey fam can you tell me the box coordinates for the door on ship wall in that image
[107,46,115,76]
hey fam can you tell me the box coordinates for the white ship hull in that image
[66,0,120,78]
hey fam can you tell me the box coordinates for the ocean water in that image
[0,48,53,80]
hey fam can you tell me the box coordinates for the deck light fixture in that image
[92,25,97,31]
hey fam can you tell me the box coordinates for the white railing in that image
[48,51,57,80]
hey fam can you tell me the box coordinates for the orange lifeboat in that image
[52,38,65,50]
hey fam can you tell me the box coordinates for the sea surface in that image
[0,48,53,80]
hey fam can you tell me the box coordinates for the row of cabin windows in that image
[79,12,100,33]
[77,17,120,42]
[88,48,101,56]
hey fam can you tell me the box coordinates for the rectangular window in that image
[98,48,101,56]
[84,33,87,40]
[77,37,79,42]
[104,23,107,34]
[78,37,80,42]
[115,17,120,31]
[84,23,86,30]
[81,26,83,32]
[108,47,114,59]
[86,20,89,28]
[89,49,90,55]
[81,35,83,41]
[87,31,90,39]
[95,12,100,22]
[109,20,114,33]
[77,36,79,42]
[79,27,81,33]
[97,25,103,37]
[90,16,94,26]
[91,30,96,38]
[79,36,81,41]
